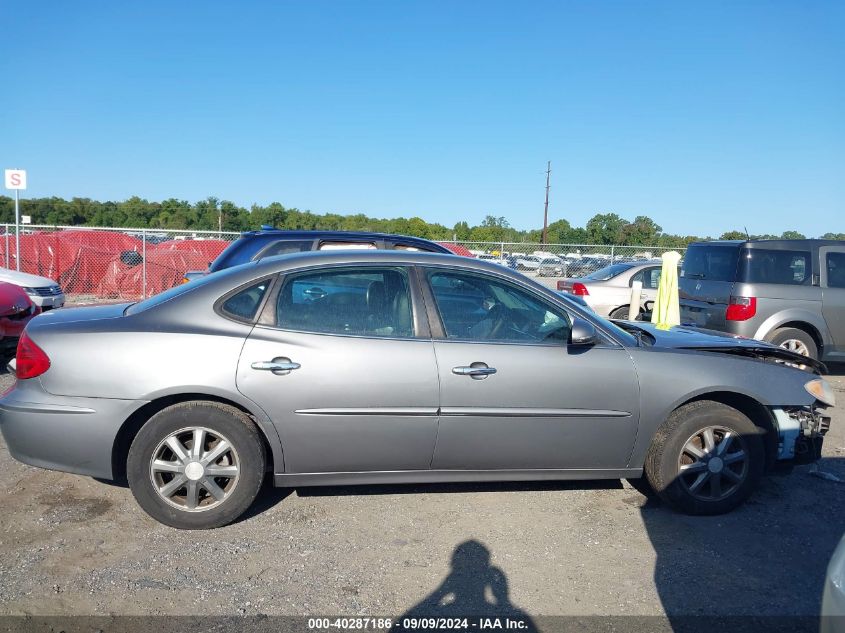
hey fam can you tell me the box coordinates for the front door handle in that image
[251,358,301,375]
[452,363,497,380]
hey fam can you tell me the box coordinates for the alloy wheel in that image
[149,426,240,512]
[677,426,749,502]
[779,338,810,357]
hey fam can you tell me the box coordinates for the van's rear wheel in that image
[644,400,765,515]
[767,327,818,361]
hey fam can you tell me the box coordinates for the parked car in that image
[565,256,609,278]
[0,282,40,353]
[0,268,65,311]
[512,255,541,271]
[822,533,845,633]
[537,257,566,277]
[0,251,833,529]
[679,239,845,362]
[557,260,665,319]
[183,228,454,281]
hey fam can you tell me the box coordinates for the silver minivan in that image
[679,239,845,362]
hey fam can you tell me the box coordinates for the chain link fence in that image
[0,225,685,303]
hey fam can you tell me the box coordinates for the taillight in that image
[15,331,51,379]
[726,296,757,321]
[571,282,590,296]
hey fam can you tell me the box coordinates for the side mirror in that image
[570,318,597,346]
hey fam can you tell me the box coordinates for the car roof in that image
[239,228,446,245]
[690,239,842,250]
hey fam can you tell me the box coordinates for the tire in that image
[643,400,765,515]
[127,401,266,529]
[609,306,637,320]
[766,327,818,361]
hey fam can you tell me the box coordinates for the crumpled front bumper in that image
[773,406,831,463]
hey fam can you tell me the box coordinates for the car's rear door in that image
[236,264,440,474]
[421,267,640,471]
[679,244,740,328]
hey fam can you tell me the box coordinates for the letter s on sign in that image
[10,174,20,187]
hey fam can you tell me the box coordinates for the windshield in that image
[582,263,634,281]
[681,244,740,281]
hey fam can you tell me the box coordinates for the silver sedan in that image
[0,251,835,529]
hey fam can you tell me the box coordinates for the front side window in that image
[827,252,845,289]
[426,270,571,343]
[276,267,413,337]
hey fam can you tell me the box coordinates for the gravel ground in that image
[0,354,843,620]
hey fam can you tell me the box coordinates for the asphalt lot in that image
[0,353,843,620]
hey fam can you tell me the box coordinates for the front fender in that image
[626,347,815,468]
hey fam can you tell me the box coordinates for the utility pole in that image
[542,161,551,245]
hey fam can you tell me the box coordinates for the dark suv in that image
[679,239,845,362]
[185,228,455,280]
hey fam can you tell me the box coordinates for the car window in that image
[275,267,413,337]
[739,248,811,285]
[681,244,740,281]
[583,263,634,281]
[827,252,845,289]
[318,242,378,250]
[256,239,314,258]
[632,267,662,289]
[426,270,571,343]
[220,280,271,321]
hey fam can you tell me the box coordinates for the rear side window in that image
[318,242,378,250]
[220,280,271,321]
[681,244,740,282]
[256,240,314,258]
[275,267,413,337]
[739,248,811,285]
[631,267,661,289]
[826,252,845,288]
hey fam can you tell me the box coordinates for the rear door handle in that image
[452,364,497,380]
[251,359,301,374]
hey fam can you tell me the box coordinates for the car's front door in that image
[820,246,845,356]
[422,268,640,471]
[236,265,440,474]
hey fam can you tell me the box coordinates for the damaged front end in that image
[773,406,832,463]
[679,344,828,375]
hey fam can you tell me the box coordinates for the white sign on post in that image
[4,169,27,190]
[21,215,31,224]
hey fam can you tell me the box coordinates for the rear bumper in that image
[0,381,144,479]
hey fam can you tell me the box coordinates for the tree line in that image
[0,195,839,246]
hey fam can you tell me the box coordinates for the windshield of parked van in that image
[681,244,740,281]
[582,263,634,281]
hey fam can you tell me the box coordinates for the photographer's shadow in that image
[399,540,537,631]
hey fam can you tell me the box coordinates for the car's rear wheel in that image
[767,327,818,361]
[643,400,765,515]
[127,402,266,529]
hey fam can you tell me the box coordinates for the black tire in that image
[127,401,266,529]
[609,305,637,320]
[766,327,818,361]
[643,400,765,515]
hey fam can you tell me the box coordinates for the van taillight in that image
[726,296,757,321]
[571,282,589,296]
[15,332,51,379]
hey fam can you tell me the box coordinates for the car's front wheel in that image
[643,400,765,515]
[127,401,266,529]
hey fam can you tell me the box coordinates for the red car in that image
[0,282,40,353]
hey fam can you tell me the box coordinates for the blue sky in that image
[2,1,842,237]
